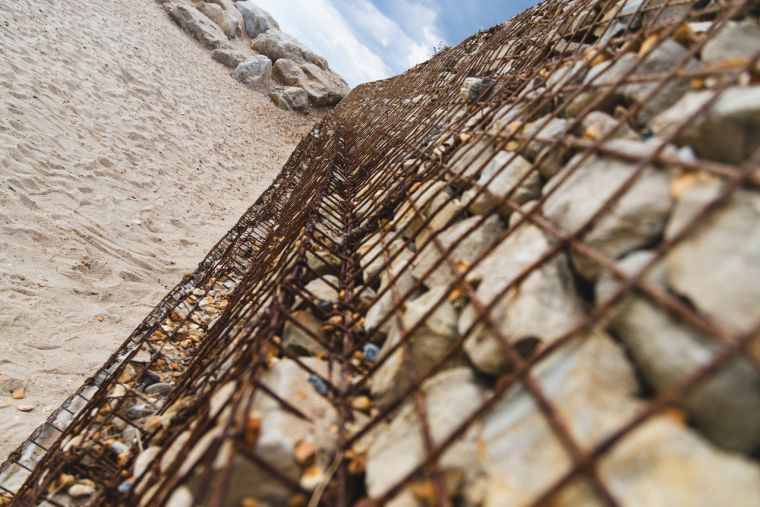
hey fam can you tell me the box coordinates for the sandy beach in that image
[0,0,314,459]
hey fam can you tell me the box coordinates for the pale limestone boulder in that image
[597,249,760,452]
[542,138,673,280]
[195,1,238,38]
[366,368,485,501]
[651,86,760,164]
[269,86,309,113]
[273,58,349,106]
[232,55,272,89]
[235,0,278,38]
[370,286,462,406]
[665,182,760,334]
[463,153,541,215]
[479,332,760,506]
[166,3,228,49]
[253,30,328,69]
[411,215,503,289]
[460,220,584,375]
[211,48,249,68]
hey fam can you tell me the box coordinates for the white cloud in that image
[253,0,391,86]
[251,0,443,86]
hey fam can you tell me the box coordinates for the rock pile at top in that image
[160,0,350,113]
[2,0,760,506]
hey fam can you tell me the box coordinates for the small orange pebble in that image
[690,78,705,90]
[245,412,262,448]
[12,387,25,400]
[293,438,316,465]
[582,124,604,141]
[637,33,660,57]
[663,407,687,424]
[351,396,372,412]
[347,452,366,475]
[287,495,307,507]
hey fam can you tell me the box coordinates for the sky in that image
[253,0,538,87]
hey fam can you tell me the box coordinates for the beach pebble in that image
[362,343,379,362]
[145,382,172,397]
[126,404,155,420]
[68,483,95,498]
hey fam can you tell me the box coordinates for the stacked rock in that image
[160,0,350,113]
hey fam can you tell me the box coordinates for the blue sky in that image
[253,0,538,87]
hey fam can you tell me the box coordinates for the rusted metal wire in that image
[2,0,760,505]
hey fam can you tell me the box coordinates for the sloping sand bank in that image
[0,0,314,458]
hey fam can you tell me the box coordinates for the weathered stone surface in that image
[195,1,238,38]
[464,153,541,215]
[665,183,760,334]
[597,250,760,452]
[211,48,249,69]
[166,3,227,49]
[232,55,272,89]
[269,86,309,113]
[358,234,405,284]
[282,310,327,356]
[460,220,583,375]
[253,30,328,69]
[622,39,698,126]
[235,0,279,38]
[578,111,638,141]
[411,215,503,289]
[394,181,463,248]
[273,58,349,106]
[365,248,418,335]
[479,331,760,506]
[651,86,760,164]
[543,138,673,280]
[306,248,341,276]
[450,140,496,179]
[567,39,697,125]
[460,77,492,102]
[366,368,485,501]
[702,20,760,63]
[226,358,337,504]
[370,286,462,406]
[303,275,338,302]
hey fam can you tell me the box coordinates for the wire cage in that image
[2,0,760,505]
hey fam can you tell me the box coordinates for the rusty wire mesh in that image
[2,0,760,505]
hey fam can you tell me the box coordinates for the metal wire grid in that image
[2,0,759,505]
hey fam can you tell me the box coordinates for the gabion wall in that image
[2,0,760,505]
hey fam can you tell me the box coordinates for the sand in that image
[0,0,315,459]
